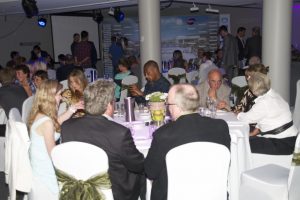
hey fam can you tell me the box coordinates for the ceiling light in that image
[205,4,219,14]
[108,7,114,16]
[37,17,47,27]
[22,0,39,18]
[114,7,125,23]
[190,2,199,13]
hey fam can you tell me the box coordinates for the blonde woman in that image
[61,69,88,117]
[28,80,83,199]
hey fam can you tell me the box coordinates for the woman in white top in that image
[28,80,83,199]
[237,72,298,155]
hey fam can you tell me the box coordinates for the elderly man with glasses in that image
[196,69,231,110]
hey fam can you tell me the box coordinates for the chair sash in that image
[55,168,111,200]
[292,152,300,166]
[168,74,187,84]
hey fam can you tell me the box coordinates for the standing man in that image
[245,26,262,64]
[218,25,239,80]
[70,33,80,56]
[74,31,97,69]
[109,35,124,77]
[236,27,246,74]
[145,84,230,200]
[61,79,145,200]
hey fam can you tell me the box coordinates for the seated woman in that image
[61,69,88,117]
[114,58,134,101]
[28,80,83,199]
[33,70,48,89]
[171,50,188,70]
[237,72,298,155]
[233,64,269,113]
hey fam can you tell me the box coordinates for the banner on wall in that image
[219,14,231,33]
[102,15,219,77]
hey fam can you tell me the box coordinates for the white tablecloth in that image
[114,111,251,200]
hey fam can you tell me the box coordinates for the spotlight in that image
[205,5,219,14]
[108,7,115,16]
[22,0,39,18]
[93,10,103,24]
[37,17,47,27]
[190,2,199,13]
[114,7,125,23]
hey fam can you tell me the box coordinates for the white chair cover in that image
[60,80,68,90]
[22,96,34,123]
[47,69,56,80]
[166,142,230,200]
[51,142,114,200]
[84,68,98,83]
[167,67,187,84]
[122,75,138,86]
[231,76,247,87]
[293,79,300,130]
[57,102,67,116]
[9,108,22,122]
[5,120,32,200]
[239,134,300,200]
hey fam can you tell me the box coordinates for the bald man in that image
[196,69,231,110]
[130,60,170,104]
[145,84,230,200]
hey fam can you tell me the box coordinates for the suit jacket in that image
[145,113,231,200]
[61,114,145,200]
[245,35,262,60]
[222,33,239,68]
[0,84,28,117]
[236,36,245,61]
[196,81,231,110]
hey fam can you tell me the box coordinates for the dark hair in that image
[203,52,212,60]
[81,31,88,39]
[73,33,79,38]
[118,58,130,69]
[33,45,41,51]
[252,26,261,35]
[218,25,228,33]
[33,70,48,80]
[111,36,117,42]
[237,27,246,33]
[15,64,30,77]
[58,54,66,61]
[215,49,222,54]
[10,51,19,59]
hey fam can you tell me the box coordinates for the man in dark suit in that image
[245,26,262,64]
[145,84,231,200]
[236,27,246,74]
[61,79,144,200]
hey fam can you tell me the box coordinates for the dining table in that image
[114,109,251,200]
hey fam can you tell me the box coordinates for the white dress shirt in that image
[237,89,298,139]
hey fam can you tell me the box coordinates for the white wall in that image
[0,14,53,66]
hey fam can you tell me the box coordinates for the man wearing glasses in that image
[196,69,231,110]
[145,84,230,200]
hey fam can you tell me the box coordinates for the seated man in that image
[145,84,230,200]
[61,79,145,200]
[0,68,28,118]
[196,69,231,110]
[130,60,170,104]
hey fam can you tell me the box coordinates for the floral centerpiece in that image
[145,92,168,126]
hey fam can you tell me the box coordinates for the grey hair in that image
[84,79,115,115]
[173,84,200,112]
[248,72,271,96]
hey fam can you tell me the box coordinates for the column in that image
[262,0,292,102]
[138,0,161,85]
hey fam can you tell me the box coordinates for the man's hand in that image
[208,88,217,100]
[129,84,143,96]
[217,100,227,110]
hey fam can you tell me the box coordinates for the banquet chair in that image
[231,76,248,107]
[9,108,22,122]
[51,142,114,200]
[166,142,230,200]
[168,67,187,84]
[22,96,34,123]
[293,79,300,130]
[84,68,98,83]
[239,134,300,200]
[5,119,32,200]
[120,75,138,103]
[60,80,68,90]
[231,76,247,87]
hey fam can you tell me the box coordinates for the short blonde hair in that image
[84,79,115,115]
[248,72,271,96]
[173,84,200,112]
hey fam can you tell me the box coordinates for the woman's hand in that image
[250,128,260,137]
